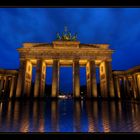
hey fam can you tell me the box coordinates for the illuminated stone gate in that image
[1,28,140,100]
[15,32,115,98]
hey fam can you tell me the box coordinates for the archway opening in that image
[96,67,101,97]
[45,67,52,97]
[80,67,87,97]
[5,77,11,99]
[59,66,73,97]
[137,75,140,95]
[120,78,125,99]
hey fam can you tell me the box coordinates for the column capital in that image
[0,76,4,80]
[36,58,46,61]
[53,59,59,61]
[87,59,95,62]
[123,76,127,80]
[19,58,25,61]
[52,59,60,64]
[20,58,30,62]
[114,75,118,79]
[133,73,138,77]
[102,60,112,63]
[73,59,79,62]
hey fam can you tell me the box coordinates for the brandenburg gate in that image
[16,29,115,98]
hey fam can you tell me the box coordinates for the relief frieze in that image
[20,51,111,60]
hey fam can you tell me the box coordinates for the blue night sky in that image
[0,8,140,92]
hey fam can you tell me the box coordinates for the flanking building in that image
[113,66,140,100]
[0,69,18,99]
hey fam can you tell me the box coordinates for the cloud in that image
[0,8,140,91]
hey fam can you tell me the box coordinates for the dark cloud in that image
[0,8,140,92]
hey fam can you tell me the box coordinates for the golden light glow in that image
[23,43,33,48]
[95,60,102,65]
[79,60,87,65]
[28,59,103,67]
[30,59,37,65]
[99,44,109,49]
[24,59,103,67]
[44,59,53,65]
[59,60,73,66]
[137,74,140,79]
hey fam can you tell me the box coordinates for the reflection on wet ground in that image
[0,99,140,132]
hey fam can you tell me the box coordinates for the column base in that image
[73,97,81,100]
[51,97,59,100]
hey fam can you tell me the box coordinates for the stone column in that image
[132,74,139,99]
[0,77,4,97]
[86,60,97,98]
[73,59,80,98]
[16,59,32,98]
[108,61,115,98]
[99,61,115,98]
[9,76,15,98]
[132,74,140,100]
[34,60,46,98]
[114,76,121,99]
[119,77,124,99]
[125,76,131,99]
[25,60,32,98]
[137,74,140,98]
[123,76,128,99]
[51,59,59,98]
[16,60,26,98]
[4,76,8,94]
[86,62,90,98]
